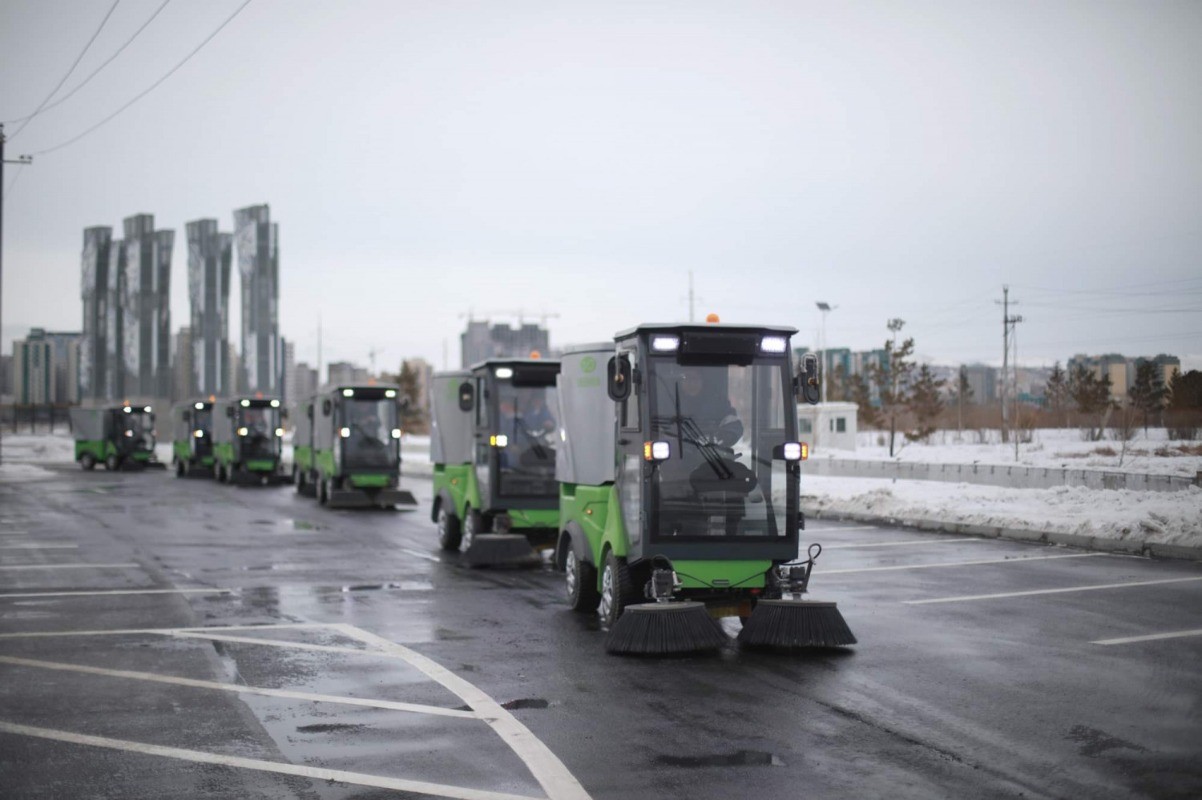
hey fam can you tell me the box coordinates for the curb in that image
[803,506,1202,563]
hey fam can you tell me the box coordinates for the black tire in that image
[436,504,462,551]
[565,546,600,613]
[599,550,638,628]
[80,454,96,471]
[318,478,329,505]
[105,454,120,472]
[176,459,186,478]
[461,506,482,552]
[295,468,307,494]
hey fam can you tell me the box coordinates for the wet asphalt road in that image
[1,465,1200,799]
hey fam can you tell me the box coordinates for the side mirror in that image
[322,399,332,415]
[607,356,632,402]
[226,406,235,418]
[457,382,474,412]
[183,410,191,423]
[796,354,820,405]
[281,408,289,420]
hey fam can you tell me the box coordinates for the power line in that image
[8,1,121,140]
[29,0,253,157]
[3,0,172,126]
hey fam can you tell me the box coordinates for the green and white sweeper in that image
[430,357,561,566]
[211,396,288,485]
[299,384,417,509]
[171,399,215,477]
[70,403,160,471]
[554,322,855,655]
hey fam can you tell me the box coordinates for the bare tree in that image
[869,319,916,457]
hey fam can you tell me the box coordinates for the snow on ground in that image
[818,428,1202,478]
[803,475,1202,549]
[4,431,1198,551]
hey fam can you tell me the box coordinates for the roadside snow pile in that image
[817,428,1202,478]
[0,463,57,483]
[1,433,75,464]
[803,475,1202,549]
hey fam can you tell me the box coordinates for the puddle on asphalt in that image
[500,698,550,710]
[251,518,321,533]
[295,722,367,734]
[337,582,434,593]
[655,750,785,768]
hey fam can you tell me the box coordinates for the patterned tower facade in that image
[80,226,112,399]
[186,219,233,397]
[121,214,174,398]
[233,204,279,394]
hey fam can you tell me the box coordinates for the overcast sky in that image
[2,0,1200,374]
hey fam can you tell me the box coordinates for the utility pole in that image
[0,123,35,467]
[995,286,1023,449]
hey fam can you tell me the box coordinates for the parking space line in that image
[805,526,881,533]
[1093,628,1202,646]
[0,544,79,550]
[0,622,334,639]
[401,548,443,563]
[338,624,593,800]
[823,538,986,550]
[0,721,542,800]
[0,655,479,719]
[0,562,138,571]
[170,631,408,658]
[905,575,1202,605]
[0,588,233,600]
[822,552,1106,575]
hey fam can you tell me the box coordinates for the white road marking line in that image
[1093,628,1202,646]
[805,526,881,533]
[0,588,233,600]
[338,624,593,800]
[0,562,138,571]
[823,538,986,550]
[906,575,1202,605]
[0,544,79,550]
[170,631,402,658]
[401,548,442,563]
[0,655,479,719]
[0,622,336,639]
[822,552,1107,575]
[0,721,541,800]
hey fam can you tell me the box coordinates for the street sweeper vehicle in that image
[555,323,855,655]
[211,396,288,484]
[430,357,561,566]
[70,404,161,470]
[302,384,417,509]
[171,399,215,477]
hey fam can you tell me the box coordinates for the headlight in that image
[385,389,396,398]
[270,399,280,408]
[237,427,249,436]
[489,434,508,447]
[781,442,808,461]
[391,429,402,439]
[494,367,513,379]
[124,430,133,437]
[275,428,284,437]
[340,427,350,438]
[643,440,671,461]
[342,389,354,397]
[193,430,204,438]
[194,402,204,410]
[651,336,679,352]
[240,399,250,407]
[760,336,787,353]
[144,406,152,412]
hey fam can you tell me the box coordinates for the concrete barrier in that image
[806,457,1195,492]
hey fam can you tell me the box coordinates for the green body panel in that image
[131,450,152,463]
[294,445,312,470]
[432,463,478,519]
[670,560,771,590]
[173,441,190,461]
[349,473,391,489]
[75,440,114,461]
[506,508,559,529]
[214,442,235,467]
[245,459,277,472]
[314,448,336,481]
[559,482,630,565]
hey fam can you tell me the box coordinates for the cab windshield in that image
[341,398,398,469]
[495,381,559,498]
[193,408,212,456]
[239,406,281,459]
[647,358,794,539]
[121,410,155,452]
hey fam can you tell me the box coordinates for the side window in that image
[475,377,486,427]
[798,417,813,434]
[835,417,846,433]
[620,350,640,430]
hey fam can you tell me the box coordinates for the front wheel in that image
[598,550,637,628]
[105,454,120,472]
[176,459,187,478]
[566,548,600,613]
[437,505,462,550]
[318,478,329,505]
[461,507,482,551]
[80,454,96,471]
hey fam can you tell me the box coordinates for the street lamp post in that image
[0,123,35,466]
[815,301,836,405]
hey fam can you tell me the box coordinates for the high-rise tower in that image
[233,204,279,394]
[186,219,233,397]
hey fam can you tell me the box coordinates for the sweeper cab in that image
[298,384,417,509]
[211,396,288,485]
[70,404,161,471]
[555,323,855,655]
[171,399,215,477]
[430,357,561,566]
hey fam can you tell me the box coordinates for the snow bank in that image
[803,475,1202,549]
[0,463,57,483]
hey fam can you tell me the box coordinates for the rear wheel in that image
[461,507,482,551]
[79,454,95,471]
[437,505,462,550]
[294,466,306,494]
[565,548,600,613]
[318,478,329,505]
[176,459,187,477]
[599,550,637,628]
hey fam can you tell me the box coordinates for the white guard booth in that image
[796,401,858,452]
